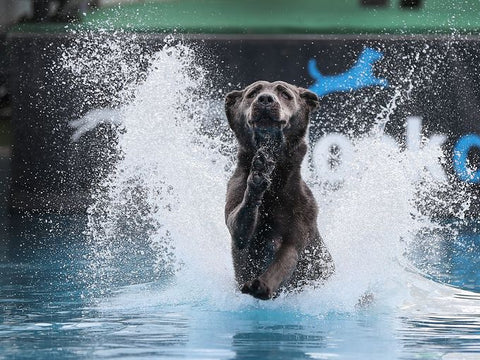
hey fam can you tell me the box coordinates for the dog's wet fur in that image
[225,80,334,300]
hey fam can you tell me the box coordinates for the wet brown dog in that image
[225,80,334,300]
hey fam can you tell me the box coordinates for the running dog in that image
[225,80,334,300]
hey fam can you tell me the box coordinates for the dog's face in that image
[225,81,319,148]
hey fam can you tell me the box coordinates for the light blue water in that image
[2,38,480,360]
[1,214,480,360]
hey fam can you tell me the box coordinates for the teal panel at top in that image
[9,0,480,34]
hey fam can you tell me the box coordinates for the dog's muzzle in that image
[248,93,286,129]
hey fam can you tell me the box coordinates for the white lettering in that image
[312,116,448,183]
[406,116,447,181]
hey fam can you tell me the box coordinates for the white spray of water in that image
[79,41,238,305]
[61,36,471,314]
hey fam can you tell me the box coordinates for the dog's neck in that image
[237,138,307,177]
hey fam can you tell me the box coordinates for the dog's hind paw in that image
[241,278,273,300]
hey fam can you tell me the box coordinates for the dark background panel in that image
[7,34,480,213]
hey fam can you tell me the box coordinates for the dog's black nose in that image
[257,93,275,105]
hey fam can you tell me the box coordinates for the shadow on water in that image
[230,321,329,360]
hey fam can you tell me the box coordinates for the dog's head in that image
[225,81,319,149]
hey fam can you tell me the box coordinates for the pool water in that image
[1,212,480,360]
[3,38,480,360]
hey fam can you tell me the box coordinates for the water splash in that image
[59,34,471,314]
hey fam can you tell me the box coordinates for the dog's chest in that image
[260,189,292,223]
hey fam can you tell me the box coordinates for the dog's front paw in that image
[252,149,275,175]
[247,150,275,194]
[247,170,271,194]
[241,278,273,300]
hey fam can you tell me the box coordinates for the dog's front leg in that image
[226,149,274,249]
[241,244,299,300]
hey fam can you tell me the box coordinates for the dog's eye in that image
[281,91,292,100]
[247,90,258,99]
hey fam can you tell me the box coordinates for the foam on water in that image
[61,35,473,315]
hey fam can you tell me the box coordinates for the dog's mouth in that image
[249,117,287,129]
[248,108,287,129]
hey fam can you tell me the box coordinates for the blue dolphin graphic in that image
[308,47,388,97]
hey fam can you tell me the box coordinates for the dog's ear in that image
[298,88,320,112]
[225,90,243,109]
